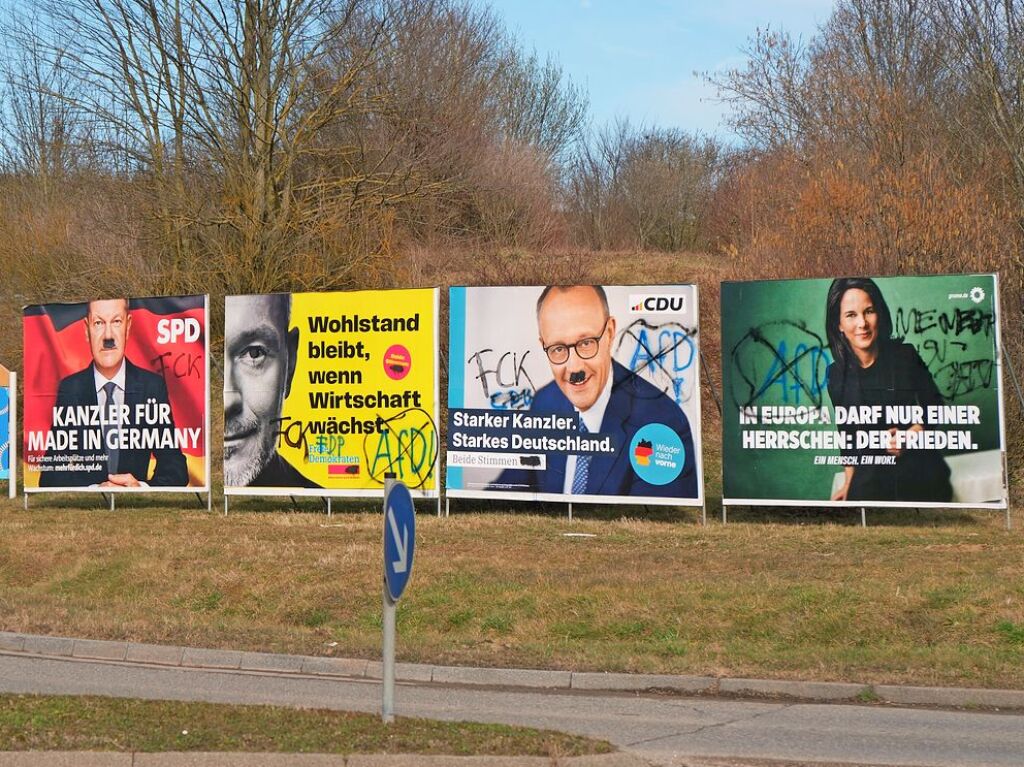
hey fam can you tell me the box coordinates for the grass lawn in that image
[0,497,1022,689]
[1,253,1021,693]
[0,693,611,754]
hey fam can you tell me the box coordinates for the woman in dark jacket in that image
[825,278,952,502]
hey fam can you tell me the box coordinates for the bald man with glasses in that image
[492,285,697,499]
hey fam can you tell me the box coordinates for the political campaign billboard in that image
[23,296,209,492]
[0,364,10,482]
[223,289,439,497]
[447,285,703,506]
[721,274,1007,508]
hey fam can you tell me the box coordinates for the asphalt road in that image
[0,653,1021,767]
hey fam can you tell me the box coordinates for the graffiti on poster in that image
[22,296,208,490]
[223,289,438,495]
[721,275,1005,507]
[446,285,704,506]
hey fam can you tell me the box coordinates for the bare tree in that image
[11,0,394,294]
[935,0,1024,218]
[0,12,93,186]
[566,120,720,251]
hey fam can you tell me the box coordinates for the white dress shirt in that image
[562,372,614,495]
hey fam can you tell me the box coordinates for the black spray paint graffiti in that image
[270,410,437,489]
[728,321,832,410]
[467,348,536,411]
[615,319,698,405]
[150,351,203,381]
[894,307,994,339]
[896,305,997,399]
[729,304,998,410]
[362,408,438,489]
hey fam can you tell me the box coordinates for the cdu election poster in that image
[446,285,704,506]
[22,296,209,492]
[223,289,439,497]
[721,274,1007,508]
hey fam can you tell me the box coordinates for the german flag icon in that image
[633,440,653,466]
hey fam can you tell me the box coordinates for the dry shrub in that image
[464,141,567,252]
[712,148,1018,277]
[709,144,1024,502]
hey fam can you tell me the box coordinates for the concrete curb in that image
[0,755,647,766]
[3,630,1023,710]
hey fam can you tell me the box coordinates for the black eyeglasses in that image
[543,320,609,364]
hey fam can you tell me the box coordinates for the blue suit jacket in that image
[40,359,188,487]
[493,361,698,499]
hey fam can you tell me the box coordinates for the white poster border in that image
[222,287,440,501]
[22,294,211,496]
[719,272,1008,511]
[447,283,705,509]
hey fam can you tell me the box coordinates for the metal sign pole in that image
[382,474,396,725]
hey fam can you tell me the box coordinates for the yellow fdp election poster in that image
[223,289,439,497]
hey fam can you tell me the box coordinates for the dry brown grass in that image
[1,495,1021,688]
[1,248,1020,690]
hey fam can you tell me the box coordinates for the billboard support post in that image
[860,507,867,528]
[444,497,450,518]
[8,372,16,500]
[567,503,573,522]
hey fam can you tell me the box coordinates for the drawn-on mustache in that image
[102,338,117,349]
[568,370,586,384]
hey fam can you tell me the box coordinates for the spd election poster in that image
[720,274,1007,508]
[446,285,704,506]
[223,289,439,497]
[23,295,209,492]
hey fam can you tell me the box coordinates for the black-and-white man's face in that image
[223,295,291,486]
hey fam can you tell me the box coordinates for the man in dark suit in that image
[40,298,188,488]
[223,293,319,488]
[493,285,697,499]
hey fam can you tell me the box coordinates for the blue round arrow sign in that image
[384,482,415,602]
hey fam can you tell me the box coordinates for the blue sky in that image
[481,0,836,138]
